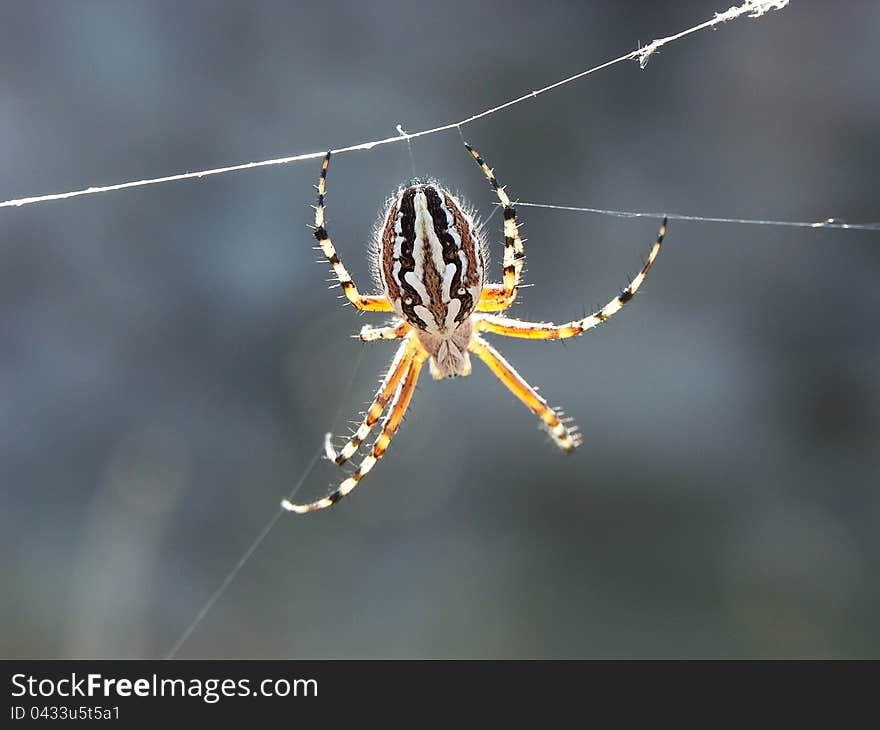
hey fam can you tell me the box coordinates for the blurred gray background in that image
[2,0,878,659]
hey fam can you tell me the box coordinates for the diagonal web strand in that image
[0,0,789,210]
[516,202,880,233]
[164,346,369,659]
[163,448,321,660]
[164,507,284,660]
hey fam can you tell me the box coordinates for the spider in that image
[281,143,666,514]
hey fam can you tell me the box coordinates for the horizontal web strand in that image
[516,202,880,233]
[0,0,788,210]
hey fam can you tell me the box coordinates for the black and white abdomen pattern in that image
[378,184,485,336]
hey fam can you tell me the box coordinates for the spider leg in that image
[464,143,524,312]
[358,319,411,342]
[283,348,428,514]
[476,284,519,312]
[324,337,416,467]
[475,218,666,339]
[313,152,392,312]
[468,334,581,453]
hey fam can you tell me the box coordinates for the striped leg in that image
[358,320,411,342]
[468,334,581,452]
[283,349,428,514]
[314,152,392,312]
[475,218,666,340]
[476,284,518,312]
[465,143,525,312]
[325,337,415,467]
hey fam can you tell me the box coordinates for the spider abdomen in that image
[377,184,485,338]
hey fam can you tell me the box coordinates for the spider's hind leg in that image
[464,143,525,312]
[312,152,393,312]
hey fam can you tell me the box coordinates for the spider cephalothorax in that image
[376,182,486,378]
[282,143,667,514]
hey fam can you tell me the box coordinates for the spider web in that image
[7,0,874,238]
[0,1,821,227]
[515,203,880,233]
[6,0,875,239]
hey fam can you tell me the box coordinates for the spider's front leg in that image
[468,334,581,453]
[283,346,428,514]
[324,336,416,468]
[318,323,414,471]
[357,320,411,342]
[475,218,667,339]
[312,152,393,312]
